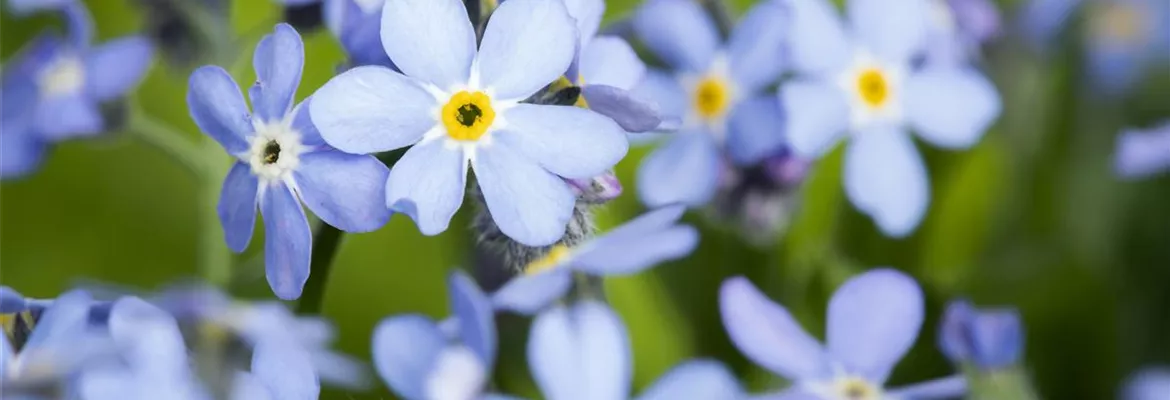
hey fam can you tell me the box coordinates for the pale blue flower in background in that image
[720,269,966,399]
[922,0,1001,65]
[1,290,116,395]
[311,0,628,247]
[187,23,391,300]
[491,205,698,315]
[631,0,789,208]
[782,0,1001,237]
[276,0,392,67]
[1123,367,1170,400]
[1115,121,1170,179]
[938,299,1024,371]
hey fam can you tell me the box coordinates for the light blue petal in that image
[188,66,252,155]
[966,308,1024,369]
[887,375,967,399]
[848,0,928,64]
[84,36,153,102]
[6,0,73,14]
[727,95,787,165]
[0,128,45,180]
[1019,0,1081,47]
[1115,122,1170,179]
[481,394,527,400]
[23,289,92,353]
[107,297,187,370]
[572,223,698,276]
[310,66,437,154]
[528,301,631,400]
[636,360,742,400]
[496,104,628,179]
[447,271,497,368]
[827,268,923,383]
[294,150,391,232]
[787,0,852,74]
[843,127,930,237]
[35,93,104,141]
[260,182,312,300]
[1124,367,1170,400]
[580,36,645,90]
[630,69,688,125]
[0,286,27,313]
[372,315,447,400]
[0,337,11,375]
[781,80,849,159]
[63,3,93,47]
[490,269,574,315]
[477,0,576,101]
[251,23,304,122]
[636,132,721,207]
[905,67,1000,149]
[728,0,788,93]
[385,138,467,236]
[291,99,325,147]
[565,0,605,61]
[581,85,662,133]
[719,277,830,381]
[379,0,475,90]
[938,300,976,363]
[231,372,275,400]
[633,0,719,72]
[472,140,576,246]
[217,162,258,253]
[1085,40,1145,95]
[252,340,320,399]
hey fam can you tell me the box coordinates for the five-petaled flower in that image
[187,23,391,300]
[311,0,628,247]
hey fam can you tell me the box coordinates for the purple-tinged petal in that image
[0,126,47,180]
[472,141,576,246]
[1019,0,1082,47]
[633,0,719,73]
[727,95,787,165]
[218,162,259,253]
[63,3,92,47]
[252,340,320,399]
[36,93,104,141]
[787,0,852,74]
[260,182,312,300]
[567,171,623,203]
[636,131,721,207]
[372,315,447,400]
[904,67,1000,150]
[580,36,645,90]
[719,277,830,381]
[939,300,1023,370]
[0,287,27,313]
[636,360,742,400]
[843,127,930,237]
[477,0,576,101]
[1085,39,1145,95]
[528,301,631,400]
[729,0,788,93]
[491,269,574,315]
[384,138,467,236]
[310,66,437,154]
[781,79,849,158]
[251,23,304,122]
[849,0,929,64]
[85,36,153,102]
[581,85,662,133]
[827,268,924,383]
[1115,122,1170,179]
[630,69,688,126]
[448,271,497,368]
[887,375,967,398]
[294,150,391,232]
[379,0,474,90]
[496,104,628,180]
[1123,367,1170,400]
[6,0,74,15]
[571,206,696,276]
[188,66,252,155]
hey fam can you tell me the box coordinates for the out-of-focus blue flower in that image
[529,300,743,400]
[1123,367,1170,400]
[1114,121,1170,179]
[0,4,152,180]
[1,290,116,395]
[311,0,628,247]
[491,205,698,314]
[631,0,789,207]
[782,0,1001,237]
[5,0,75,15]
[274,0,392,67]
[372,271,504,400]
[187,23,391,300]
[938,300,1024,370]
[923,0,1001,65]
[720,269,966,399]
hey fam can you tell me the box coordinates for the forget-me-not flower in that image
[491,205,698,315]
[1123,367,1170,400]
[311,0,628,247]
[187,23,391,300]
[276,0,391,67]
[0,3,152,179]
[631,0,789,207]
[2,289,115,395]
[720,269,966,399]
[782,0,1001,237]
[938,300,1023,371]
[1115,121,1170,179]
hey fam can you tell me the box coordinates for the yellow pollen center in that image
[442,91,496,141]
[1091,4,1144,43]
[525,245,572,275]
[856,69,889,108]
[693,77,730,120]
[834,377,880,400]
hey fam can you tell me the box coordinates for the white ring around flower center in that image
[425,346,486,400]
[836,52,905,131]
[39,54,86,98]
[248,119,305,183]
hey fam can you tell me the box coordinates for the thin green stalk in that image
[198,138,233,287]
[126,106,206,177]
[296,223,345,315]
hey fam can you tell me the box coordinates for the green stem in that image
[199,139,233,287]
[126,107,207,177]
[296,223,345,314]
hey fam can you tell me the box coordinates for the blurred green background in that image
[2,0,1170,398]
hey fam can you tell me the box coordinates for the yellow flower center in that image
[442,91,496,141]
[525,245,572,275]
[693,76,731,120]
[835,377,881,400]
[1091,3,1144,44]
[856,68,890,108]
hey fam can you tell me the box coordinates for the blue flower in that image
[720,269,966,399]
[938,299,1024,371]
[187,23,391,300]
[1123,367,1170,400]
[1115,121,1170,179]
[0,4,152,180]
[2,290,115,395]
[323,0,393,67]
[371,271,504,400]
[310,0,628,246]
[491,205,698,315]
[630,0,789,208]
[922,0,1002,65]
[5,0,76,15]
[782,0,1001,237]
[529,300,743,400]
